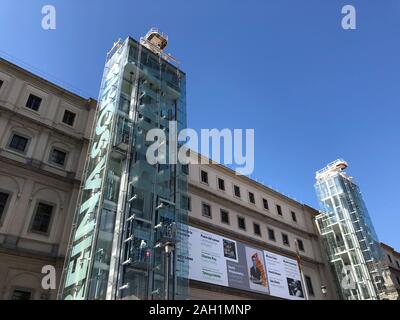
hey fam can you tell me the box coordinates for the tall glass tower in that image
[58,29,189,300]
[315,159,396,300]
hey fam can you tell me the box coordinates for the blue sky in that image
[1,0,399,250]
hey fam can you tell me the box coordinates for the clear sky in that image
[1,0,399,250]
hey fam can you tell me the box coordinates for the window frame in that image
[201,202,212,219]
[233,185,241,198]
[282,233,290,246]
[297,239,305,252]
[291,211,297,222]
[29,200,56,236]
[7,132,31,154]
[276,204,283,216]
[248,191,255,204]
[237,216,246,230]
[263,198,269,210]
[25,94,42,112]
[200,170,209,185]
[220,209,230,225]
[217,177,225,191]
[267,228,276,241]
[253,222,261,236]
[48,147,68,168]
[62,109,76,127]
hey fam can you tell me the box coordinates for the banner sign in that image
[187,226,305,300]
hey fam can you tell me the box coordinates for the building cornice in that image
[0,153,82,186]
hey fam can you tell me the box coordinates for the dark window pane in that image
[50,149,67,166]
[263,198,269,210]
[234,185,241,198]
[253,223,261,236]
[268,228,276,241]
[388,255,393,263]
[218,178,225,191]
[62,110,76,126]
[220,209,229,224]
[202,203,211,218]
[201,170,208,184]
[31,203,53,234]
[25,94,42,111]
[249,192,255,204]
[305,276,315,296]
[238,217,246,230]
[11,290,31,300]
[297,239,305,252]
[0,192,10,220]
[9,134,28,152]
[0,80,3,89]
[282,233,289,246]
[277,205,283,216]
[291,211,297,222]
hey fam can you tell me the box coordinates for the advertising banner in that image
[188,226,304,300]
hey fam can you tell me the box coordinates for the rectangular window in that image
[297,239,305,252]
[0,192,10,221]
[248,192,255,204]
[220,209,229,224]
[201,170,208,184]
[238,216,246,230]
[50,148,67,166]
[25,94,42,111]
[305,276,315,296]
[388,255,393,263]
[218,178,225,191]
[276,204,283,216]
[234,185,241,198]
[291,211,297,222]
[11,289,32,300]
[9,134,29,153]
[396,260,400,269]
[0,80,3,90]
[263,198,269,210]
[282,233,290,246]
[62,110,76,126]
[397,276,400,285]
[202,203,211,218]
[253,223,261,236]
[268,228,276,241]
[30,202,53,234]
[181,164,189,175]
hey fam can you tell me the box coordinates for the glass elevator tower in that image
[315,159,397,300]
[59,29,189,300]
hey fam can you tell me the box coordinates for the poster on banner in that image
[263,250,305,300]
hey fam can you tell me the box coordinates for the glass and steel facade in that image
[315,159,395,300]
[59,34,189,300]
